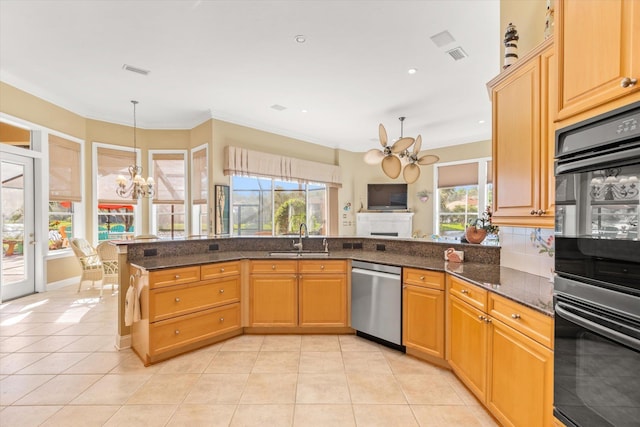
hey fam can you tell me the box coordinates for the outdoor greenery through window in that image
[435,159,492,240]
[48,202,73,250]
[232,176,327,236]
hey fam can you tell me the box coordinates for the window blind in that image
[49,135,82,202]
[97,146,137,204]
[152,153,186,205]
[437,162,479,188]
[191,148,207,205]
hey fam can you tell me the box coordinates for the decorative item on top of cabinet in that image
[503,23,519,69]
[556,0,640,121]
[544,0,555,39]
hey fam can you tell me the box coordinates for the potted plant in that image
[465,206,499,244]
[416,190,431,203]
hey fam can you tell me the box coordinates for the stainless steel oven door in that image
[554,278,640,426]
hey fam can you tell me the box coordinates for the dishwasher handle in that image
[352,268,401,281]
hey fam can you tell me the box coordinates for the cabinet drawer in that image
[201,261,241,280]
[448,275,488,312]
[299,260,347,274]
[250,260,297,274]
[150,277,240,322]
[489,293,553,348]
[151,303,240,355]
[403,268,445,290]
[149,266,200,289]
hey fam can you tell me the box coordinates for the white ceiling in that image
[0,0,500,153]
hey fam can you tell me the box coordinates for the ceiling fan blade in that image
[381,155,402,179]
[391,137,415,153]
[364,149,385,165]
[403,163,421,184]
[379,124,388,148]
[413,135,422,154]
[417,154,440,166]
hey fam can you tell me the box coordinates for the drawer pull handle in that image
[219,317,225,323]
[220,268,225,272]
[461,289,469,294]
[419,276,425,280]
[219,289,224,294]
[175,274,180,279]
[511,314,521,319]
[175,297,181,303]
[272,265,276,270]
[175,330,180,335]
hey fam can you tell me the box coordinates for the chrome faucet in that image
[293,223,308,251]
[323,238,329,252]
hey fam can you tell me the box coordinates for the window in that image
[232,176,327,236]
[96,144,137,241]
[191,146,208,236]
[435,158,492,240]
[48,135,81,251]
[150,151,187,239]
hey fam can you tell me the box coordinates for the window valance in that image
[223,146,341,188]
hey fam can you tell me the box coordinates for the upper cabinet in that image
[487,39,555,228]
[556,0,640,121]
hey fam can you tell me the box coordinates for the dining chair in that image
[96,241,119,297]
[69,238,104,294]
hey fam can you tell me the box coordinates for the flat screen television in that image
[367,183,408,211]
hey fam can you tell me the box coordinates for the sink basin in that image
[268,251,330,257]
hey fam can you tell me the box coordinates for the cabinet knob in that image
[175,297,181,303]
[461,289,469,294]
[537,209,546,216]
[530,209,536,215]
[272,265,276,270]
[478,315,485,321]
[175,330,180,335]
[175,274,180,279]
[219,317,225,323]
[419,276,425,280]
[621,77,638,88]
[220,268,225,272]
[511,313,521,319]
[219,289,225,294]
[485,318,492,324]
[320,265,325,270]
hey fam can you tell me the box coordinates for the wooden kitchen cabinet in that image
[556,0,640,121]
[402,268,445,360]
[487,39,554,228]
[249,260,298,327]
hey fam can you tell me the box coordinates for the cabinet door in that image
[492,58,541,225]
[249,275,297,327]
[557,0,640,120]
[299,274,347,327]
[448,296,488,402]
[402,285,444,358]
[487,318,553,427]
[539,44,556,227]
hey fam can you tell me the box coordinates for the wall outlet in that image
[353,242,363,249]
[143,248,157,257]
[209,244,219,251]
[376,244,385,251]
[342,242,353,249]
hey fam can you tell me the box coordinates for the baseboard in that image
[46,276,80,291]
[115,334,131,350]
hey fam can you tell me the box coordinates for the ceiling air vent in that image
[430,30,455,48]
[446,47,468,61]
[270,104,287,111]
[122,64,150,76]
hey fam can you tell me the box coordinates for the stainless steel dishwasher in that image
[351,260,404,350]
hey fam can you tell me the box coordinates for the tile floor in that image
[0,285,498,426]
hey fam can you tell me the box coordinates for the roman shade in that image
[152,153,186,204]
[49,135,81,202]
[438,162,479,188]
[191,148,207,205]
[487,160,493,184]
[97,146,137,204]
[223,146,342,188]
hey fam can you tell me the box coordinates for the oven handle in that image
[555,302,640,351]
[556,145,640,175]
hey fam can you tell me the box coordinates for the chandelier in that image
[363,117,439,183]
[590,168,639,202]
[116,100,155,199]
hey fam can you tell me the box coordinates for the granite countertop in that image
[130,250,554,317]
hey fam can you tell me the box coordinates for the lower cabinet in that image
[299,274,347,327]
[249,275,298,327]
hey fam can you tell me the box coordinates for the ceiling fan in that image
[364,117,415,179]
[402,134,440,184]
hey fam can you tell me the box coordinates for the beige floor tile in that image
[16,322,70,336]
[0,374,54,405]
[338,334,381,351]
[300,334,341,352]
[353,404,419,427]
[126,373,199,404]
[184,373,249,404]
[219,334,264,351]
[53,322,106,336]
[205,351,258,374]
[0,352,48,374]
[388,354,449,376]
[60,335,116,352]
[16,352,90,374]
[110,352,162,374]
[16,374,101,405]
[396,374,465,405]
[0,335,47,352]
[156,349,216,374]
[240,373,298,404]
[468,405,500,427]
[260,334,302,351]
[0,405,62,427]
[342,351,392,374]
[63,352,126,374]
[441,370,484,406]
[411,404,490,427]
[299,351,344,373]
[252,351,300,373]
[39,405,121,427]
[230,404,294,427]
[0,322,38,337]
[346,373,407,404]
[293,404,355,427]
[70,373,152,405]
[103,404,177,427]
[296,372,351,404]
[166,404,236,427]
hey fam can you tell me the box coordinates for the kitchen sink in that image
[268,251,330,257]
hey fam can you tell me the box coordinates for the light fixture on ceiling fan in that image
[364,117,439,183]
[364,117,415,179]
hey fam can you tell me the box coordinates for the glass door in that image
[1,152,35,301]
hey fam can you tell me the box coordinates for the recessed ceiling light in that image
[295,35,306,43]
[301,109,308,113]
[270,104,287,111]
[478,120,486,124]
[408,68,418,75]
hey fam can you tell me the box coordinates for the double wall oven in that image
[554,102,640,426]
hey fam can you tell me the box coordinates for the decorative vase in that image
[419,196,429,203]
[503,22,519,69]
[465,226,487,244]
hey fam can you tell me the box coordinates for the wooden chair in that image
[69,238,103,294]
[96,241,118,297]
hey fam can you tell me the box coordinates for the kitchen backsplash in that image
[500,226,555,279]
